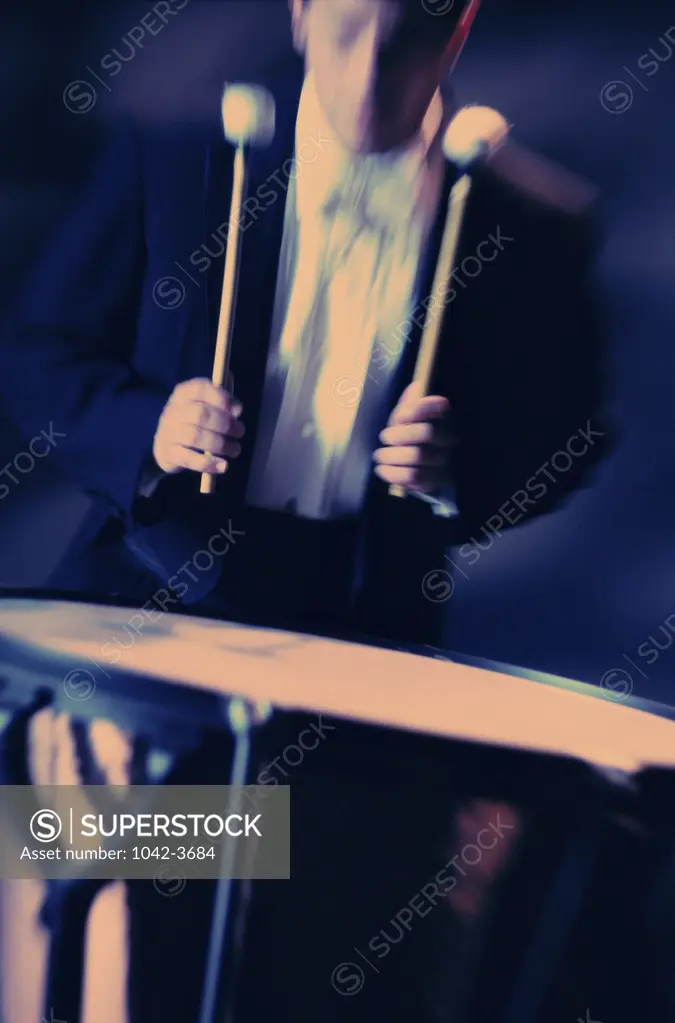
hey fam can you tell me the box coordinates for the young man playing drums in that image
[1,0,606,650]
[0,2,609,1021]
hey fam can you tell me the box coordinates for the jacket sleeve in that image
[0,118,171,525]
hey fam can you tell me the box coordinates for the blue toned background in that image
[0,0,673,701]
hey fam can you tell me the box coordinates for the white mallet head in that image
[221,84,276,146]
[443,106,510,169]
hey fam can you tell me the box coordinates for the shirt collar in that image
[294,72,446,222]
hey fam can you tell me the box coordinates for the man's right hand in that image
[152,377,245,475]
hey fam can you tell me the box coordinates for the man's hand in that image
[153,376,245,475]
[373,382,452,494]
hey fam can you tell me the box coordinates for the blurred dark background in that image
[0,0,673,700]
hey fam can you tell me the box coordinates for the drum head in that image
[1,598,675,773]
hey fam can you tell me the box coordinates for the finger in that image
[373,464,445,493]
[373,445,447,468]
[379,422,453,448]
[179,401,246,439]
[173,378,241,415]
[388,395,449,427]
[165,445,229,474]
[174,424,242,459]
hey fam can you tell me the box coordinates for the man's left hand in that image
[373,382,453,494]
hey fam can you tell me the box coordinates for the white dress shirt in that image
[246,73,452,520]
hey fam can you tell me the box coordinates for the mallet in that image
[200,83,275,495]
[389,105,510,499]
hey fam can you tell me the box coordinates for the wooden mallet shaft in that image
[389,105,510,500]
[200,83,275,495]
[389,173,471,498]
[200,143,247,495]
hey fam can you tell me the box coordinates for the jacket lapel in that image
[390,159,458,396]
[388,150,505,410]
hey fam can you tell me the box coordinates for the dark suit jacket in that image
[0,58,609,647]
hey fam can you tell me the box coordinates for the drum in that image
[1,595,675,1023]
